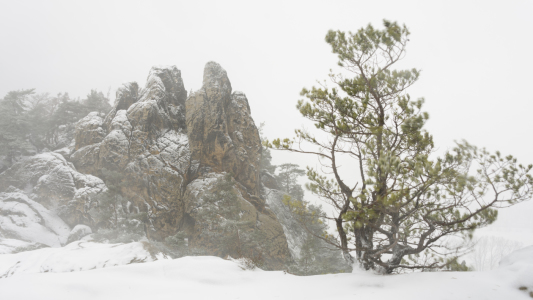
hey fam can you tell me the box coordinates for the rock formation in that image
[0,152,106,228]
[70,66,192,241]
[186,62,262,196]
[0,62,291,268]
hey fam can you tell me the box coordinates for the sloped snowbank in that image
[498,245,533,291]
[0,244,531,300]
[0,241,169,278]
[0,192,70,247]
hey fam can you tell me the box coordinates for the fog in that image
[1,0,532,241]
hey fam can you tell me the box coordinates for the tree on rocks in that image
[265,20,533,273]
[0,89,37,164]
[276,163,306,201]
[82,89,112,114]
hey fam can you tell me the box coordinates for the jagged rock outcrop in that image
[186,63,262,197]
[63,62,291,268]
[0,62,300,270]
[183,173,291,268]
[74,112,107,151]
[69,66,191,240]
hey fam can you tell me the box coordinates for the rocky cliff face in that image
[186,62,262,197]
[0,62,292,269]
[70,66,191,241]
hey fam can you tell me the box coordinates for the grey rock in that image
[0,152,107,227]
[66,224,92,244]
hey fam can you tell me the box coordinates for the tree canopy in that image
[0,89,38,162]
[0,88,111,165]
[265,20,533,273]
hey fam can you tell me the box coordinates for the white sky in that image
[1,0,532,239]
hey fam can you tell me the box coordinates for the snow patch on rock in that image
[0,192,70,247]
[66,225,92,244]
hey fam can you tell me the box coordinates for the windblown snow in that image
[0,241,169,278]
[0,242,531,299]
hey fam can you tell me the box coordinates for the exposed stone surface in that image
[0,62,294,269]
[0,238,47,254]
[183,173,291,269]
[186,62,262,196]
[74,112,106,151]
[261,170,279,190]
[69,66,192,240]
[102,82,139,132]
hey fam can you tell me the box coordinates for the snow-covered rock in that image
[183,172,292,269]
[0,152,107,228]
[69,65,192,241]
[0,192,70,247]
[0,62,293,270]
[264,188,305,259]
[66,225,92,244]
[74,112,106,150]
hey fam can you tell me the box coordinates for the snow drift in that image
[0,243,531,300]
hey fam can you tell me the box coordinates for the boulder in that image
[70,65,192,240]
[66,225,93,244]
[74,112,106,151]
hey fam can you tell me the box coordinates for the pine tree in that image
[266,20,533,273]
[276,163,305,201]
[82,89,112,114]
[0,89,37,164]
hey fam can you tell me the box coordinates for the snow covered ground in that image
[0,241,168,278]
[0,242,531,300]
